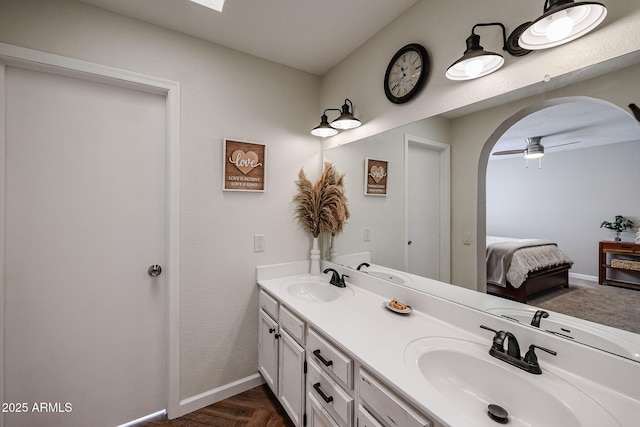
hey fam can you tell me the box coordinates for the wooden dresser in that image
[599,241,640,290]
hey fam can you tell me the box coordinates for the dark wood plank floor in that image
[137,385,294,427]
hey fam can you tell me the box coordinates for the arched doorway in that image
[476,96,639,294]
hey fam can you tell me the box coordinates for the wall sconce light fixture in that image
[446,23,530,81]
[517,0,607,50]
[311,109,340,137]
[311,99,362,137]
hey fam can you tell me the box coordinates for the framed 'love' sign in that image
[223,139,266,192]
[364,158,388,196]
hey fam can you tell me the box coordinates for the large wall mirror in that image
[323,55,640,362]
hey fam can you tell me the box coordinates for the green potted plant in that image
[600,215,634,242]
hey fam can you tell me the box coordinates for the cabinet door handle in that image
[313,349,333,366]
[274,333,281,339]
[313,382,333,403]
[268,328,276,334]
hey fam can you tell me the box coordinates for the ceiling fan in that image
[492,135,581,168]
[492,136,581,158]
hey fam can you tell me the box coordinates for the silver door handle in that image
[148,265,162,277]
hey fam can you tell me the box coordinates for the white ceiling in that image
[80,0,418,75]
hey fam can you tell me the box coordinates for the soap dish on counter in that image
[383,299,413,314]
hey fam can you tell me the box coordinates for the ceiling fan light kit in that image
[446,1,607,81]
[493,135,582,169]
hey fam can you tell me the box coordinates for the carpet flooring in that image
[527,278,640,334]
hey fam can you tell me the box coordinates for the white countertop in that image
[257,261,640,427]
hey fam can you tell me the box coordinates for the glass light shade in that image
[331,116,361,130]
[518,1,607,50]
[311,125,339,137]
[331,101,361,130]
[446,51,505,81]
[311,114,339,137]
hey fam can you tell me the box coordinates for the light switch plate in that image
[363,227,371,242]
[254,234,265,252]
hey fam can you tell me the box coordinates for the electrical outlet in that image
[254,234,265,252]
[363,227,371,242]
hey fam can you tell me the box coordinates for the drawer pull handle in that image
[313,382,333,403]
[313,349,333,366]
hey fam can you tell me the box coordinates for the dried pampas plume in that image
[293,162,349,238]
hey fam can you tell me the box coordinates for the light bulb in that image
[546,11,574,42]
[464,59,484,78]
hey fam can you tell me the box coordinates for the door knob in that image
[148,265,162,277]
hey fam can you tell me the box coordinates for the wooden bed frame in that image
[486,264,571,303]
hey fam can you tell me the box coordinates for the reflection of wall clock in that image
[384,43,430,104]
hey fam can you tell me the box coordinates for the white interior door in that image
[405,136,450,282]
[3,66,167,427]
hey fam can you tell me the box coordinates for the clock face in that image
[384,44,429,104]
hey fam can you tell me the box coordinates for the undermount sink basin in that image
[283,279,353,303]
[404,337,619,427]
[488,307,640,361]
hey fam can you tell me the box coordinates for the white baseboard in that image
[569,272,598,282]
[176,373,265,418]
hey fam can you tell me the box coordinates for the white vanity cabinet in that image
[258,290,306,426]
[306,328,355,427]
[258,290,279,393]
[358,369,438,427]
[278,306,306,427]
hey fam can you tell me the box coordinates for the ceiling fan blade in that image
[492,149,525,156]
[546,141,581,149]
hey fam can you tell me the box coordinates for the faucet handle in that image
[480,324,499,334]
[524,344,557,365]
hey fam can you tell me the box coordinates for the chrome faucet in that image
[531,310,549,327]
[323,268,348,288]
[481,325,557,374]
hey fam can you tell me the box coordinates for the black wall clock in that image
[384,43,430,104]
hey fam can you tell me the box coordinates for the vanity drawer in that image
[259,289,278,320]
[307,328,353,389]
[279,305,305,345]
[359,369,432,427]
[307,392,340,427]
[307,358,353,427]
[357,405,384,427]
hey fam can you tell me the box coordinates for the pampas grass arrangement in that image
[294,162,350,238]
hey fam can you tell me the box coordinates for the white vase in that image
[310,236,321,275]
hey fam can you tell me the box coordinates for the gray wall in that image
[486,141,640,277]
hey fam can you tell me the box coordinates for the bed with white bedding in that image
[486,236,574,303]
